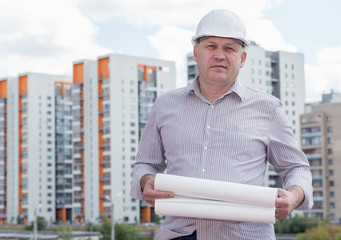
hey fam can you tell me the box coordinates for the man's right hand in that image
[140,174,174,206]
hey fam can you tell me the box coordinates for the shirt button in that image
[210,105,214,108]
[204,146,207,150]
[207,125,210,129]
[202,169,205,173]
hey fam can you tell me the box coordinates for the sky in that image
[1,0,341,102]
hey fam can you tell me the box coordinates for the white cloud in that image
[0,0,111,77]
[147,25,193,88]
[305,45,341,102]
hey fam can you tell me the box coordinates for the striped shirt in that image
[131,77,313,240]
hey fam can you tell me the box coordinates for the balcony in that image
[302,132,321,138]
[313,196,323,202]
[74,178,84,183]
[305,153,322,159]
[312,175,323,180]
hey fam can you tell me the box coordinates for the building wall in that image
[6,77,19,223]
[301,102,341,223]
[0,79,8,223]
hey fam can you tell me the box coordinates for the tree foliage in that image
[24,217,46,231]
[90,216,141,240]
[274,215,320,234]
[58,229,73,240]
[296,223,341,240]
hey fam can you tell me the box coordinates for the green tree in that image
[274,215,320,234]
[25,217,46,231]
[296,223,341,240]
[92,216,141,240]
[58,229,73,240]
[115,223,140,240]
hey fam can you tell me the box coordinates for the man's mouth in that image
[210,65,227,69]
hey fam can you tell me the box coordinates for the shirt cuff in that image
[284,175,314,210]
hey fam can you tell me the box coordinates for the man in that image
[131,9,313,240]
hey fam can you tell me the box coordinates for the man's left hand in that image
[275,186,304,220]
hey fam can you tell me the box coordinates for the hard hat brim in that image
[192,34,250,51]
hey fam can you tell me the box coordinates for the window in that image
[329,181,334,187]
[330,192,335,198]
[327,127,333,133]
[330,202,335,209]
[327,116,333,122]
[328,148,333,154]
[328,137,333,144]
[329,170,334,176]
[328,159,333,165]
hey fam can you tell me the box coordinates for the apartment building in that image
[0,73,71,224]
[72,54,176,224]
[187,42,305,188]
[0,79,8,223]
[301,92,341,223]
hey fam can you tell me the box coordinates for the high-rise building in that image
[0,73,71,224]
[301,92,341,223]
[0,79,9,223]
[72,54,176,224]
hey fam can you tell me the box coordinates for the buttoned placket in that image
[200,103,214,176]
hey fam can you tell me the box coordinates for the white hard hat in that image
[192,9,250,50]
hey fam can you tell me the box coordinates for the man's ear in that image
[193,45,198,63]
[240,51,247,68]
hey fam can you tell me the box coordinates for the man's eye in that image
[207,45,215,48]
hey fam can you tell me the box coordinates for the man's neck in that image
[198,80,235,103]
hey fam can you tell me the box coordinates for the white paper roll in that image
[155,196,276,223]
[155,173,278,207]
[154,174,278,223]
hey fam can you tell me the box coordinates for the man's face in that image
[193,37,247,89]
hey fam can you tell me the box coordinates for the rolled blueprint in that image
[154,173,278,207]
[154,174,278,223]
[155,196,276,223]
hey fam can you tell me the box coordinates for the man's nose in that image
[213,49,226,60]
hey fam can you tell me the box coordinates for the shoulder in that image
[154,85,190,105]
[242,85,281,108]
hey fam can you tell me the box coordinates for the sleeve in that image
[130,98,167,200]
[267,101,314,210]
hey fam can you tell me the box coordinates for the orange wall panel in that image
[73,63,84,84]
[0,80,7,98]
[18,75,28,95]
[98,57,110,79]
[141,206,151,223]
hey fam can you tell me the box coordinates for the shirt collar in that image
[182,76,246,102]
